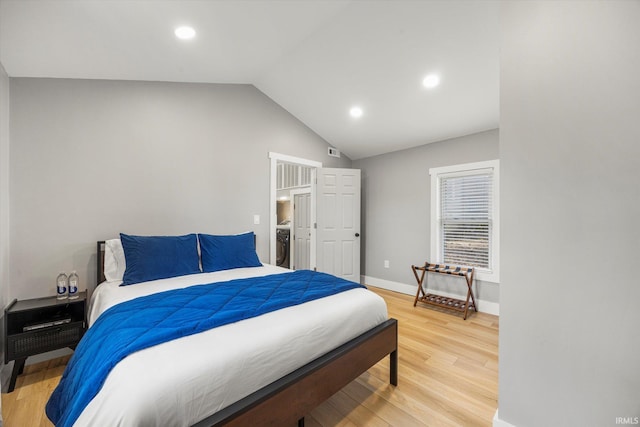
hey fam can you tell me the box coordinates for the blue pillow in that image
[199,232,262,273]
[120,233,200,286]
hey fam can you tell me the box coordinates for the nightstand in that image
[3,292,86,392]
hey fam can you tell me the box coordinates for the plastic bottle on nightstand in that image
[56,272,68,300]
[68,271,79,299]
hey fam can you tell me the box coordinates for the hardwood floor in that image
[2,354,69,427]
[1,286,498,427]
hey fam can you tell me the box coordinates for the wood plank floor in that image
[1,286,498,426]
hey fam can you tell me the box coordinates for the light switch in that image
[253,214,260,225]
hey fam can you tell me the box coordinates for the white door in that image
[291,189,311,270]
[316,168,361,281]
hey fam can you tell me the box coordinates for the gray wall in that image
[9,78,350,301]
[353,129,499,305]
[500,2,640,426]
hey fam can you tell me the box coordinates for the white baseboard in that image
[493,410,516,427]
[362,275,499,316]
[363,275,416,295]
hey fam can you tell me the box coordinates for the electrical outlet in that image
[384,260,390,268]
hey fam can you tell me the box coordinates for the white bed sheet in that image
[76,265,388,426]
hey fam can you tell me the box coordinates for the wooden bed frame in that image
[96,241,398,426]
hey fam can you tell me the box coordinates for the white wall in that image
[9,78,350,301]
[0,62,10,405]
[353,129,499,308]
[0,64,10,333]
[500,1,640,426]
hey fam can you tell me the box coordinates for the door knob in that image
[355,233,360,237]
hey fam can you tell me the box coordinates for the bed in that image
[46,233,398,426]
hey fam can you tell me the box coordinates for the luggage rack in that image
[411,261,477,320]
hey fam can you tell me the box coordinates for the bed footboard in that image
[194,318,398,427]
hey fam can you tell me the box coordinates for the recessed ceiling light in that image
[175,26,196,40]
[349,106,363,119]
[422,74,440,89]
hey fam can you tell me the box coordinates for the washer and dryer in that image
[276,227,290,269]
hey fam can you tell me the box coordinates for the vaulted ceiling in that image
[0,0,499,160]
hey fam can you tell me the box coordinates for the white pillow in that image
[104,238,126,282]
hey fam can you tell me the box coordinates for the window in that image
[430,160,499,283]
[276,163,312,190]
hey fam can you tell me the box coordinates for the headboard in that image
[97,241,106,285]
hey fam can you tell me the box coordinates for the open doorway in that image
[269,152,362,281]
[269,153,321,270]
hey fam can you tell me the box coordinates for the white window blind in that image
[440,172,492,269]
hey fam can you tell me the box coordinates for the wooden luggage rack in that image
[411,261,477,320]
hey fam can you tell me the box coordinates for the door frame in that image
[269,152,322,266]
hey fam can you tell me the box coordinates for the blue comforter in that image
[46,270,364,427]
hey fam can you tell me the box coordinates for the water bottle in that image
[68,271,79,299]
[56,272,68,300]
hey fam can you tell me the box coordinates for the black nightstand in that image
[4,292,86,392]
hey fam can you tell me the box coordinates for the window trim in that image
[430,160,500,283]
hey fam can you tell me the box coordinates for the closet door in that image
[292,190,311,270]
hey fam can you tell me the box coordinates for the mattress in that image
[76,265,388,426]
